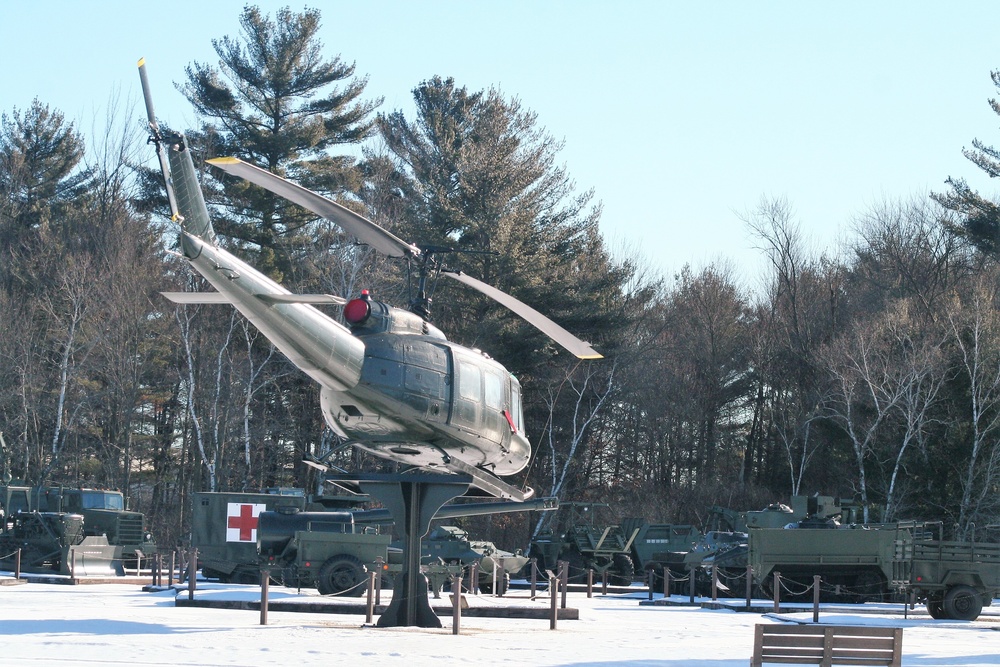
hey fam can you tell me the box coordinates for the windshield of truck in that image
[81,491,124,510]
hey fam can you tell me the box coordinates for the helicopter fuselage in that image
[178,232,531,482]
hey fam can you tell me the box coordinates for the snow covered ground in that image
[0,575,997,666]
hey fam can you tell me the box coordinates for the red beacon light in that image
[344,289,372,325]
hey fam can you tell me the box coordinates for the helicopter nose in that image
[344,297,371,324]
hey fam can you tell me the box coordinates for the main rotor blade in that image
[207,157,420,259]
[441,269,603,360]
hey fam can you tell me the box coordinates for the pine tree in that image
[181,5,381,280]
[932,69,1000,253]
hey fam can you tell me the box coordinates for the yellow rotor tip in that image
[206,156,240,165]
[137,57,145,67]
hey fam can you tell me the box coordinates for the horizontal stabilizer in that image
[161,292,347,306]
[257,294,347,305]
[161,292,232,304]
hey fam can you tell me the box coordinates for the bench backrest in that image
[751,624,902,667]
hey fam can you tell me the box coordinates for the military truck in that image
[191,489,364,583]
[527,502,638,585]
[0,510,122,576]
[257,508,392,595]
[892,526,1000,620]
[0,486,154,567]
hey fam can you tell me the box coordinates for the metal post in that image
[375,558,384,606]
[366,571,376,624]
[745,564,753,611]
[688,567,695,603]
[168,551,175,587]
[469,562,479,595]
[812,575,821,623]
[529,558,538,600]
[560,561,568,609]
[647,569,653,601]
[772,571,780,613]
[601,567,608,595]
[588,568,594,599]
[14,548,21,580]
[663,567,670,598]
[188,549,197,601]
[711,566,719,601]
[452,574,462,635]
[549,574,558,630]
[259,570,269,626]
[493,558,500,597]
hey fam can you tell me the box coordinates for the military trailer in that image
[892,527,1000,620]
[0,486,154,567]
[527,502,638,585]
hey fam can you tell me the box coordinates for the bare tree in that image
[946,275,1000,535]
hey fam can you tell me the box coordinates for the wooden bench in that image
[751,624,902,667]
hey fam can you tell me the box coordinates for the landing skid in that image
[443,458,534,501]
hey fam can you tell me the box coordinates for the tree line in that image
[1,6,999,548]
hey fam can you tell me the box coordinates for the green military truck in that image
[257,508,392,595]
[892,527,1000,620]
[0,486,154,568]
[191,489,367,584]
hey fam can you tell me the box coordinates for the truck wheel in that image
[316,555,366,597]
[943,585,983,621]
[927,598,946,619]
[610,553,635,586]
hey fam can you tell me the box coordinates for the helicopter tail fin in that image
[137,58,217,250]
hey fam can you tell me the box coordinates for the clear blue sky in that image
[3,1,1000,285]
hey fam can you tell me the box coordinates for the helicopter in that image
[138,60,601,502]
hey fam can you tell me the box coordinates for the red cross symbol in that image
[227,504,259,541]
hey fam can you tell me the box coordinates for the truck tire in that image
[943,585,983,621]
[316,555,366,597]
[926,598,946,619]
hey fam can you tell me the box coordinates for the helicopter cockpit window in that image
[484,370,503,409]
[458,361,482,402]
[510,382,523,432]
